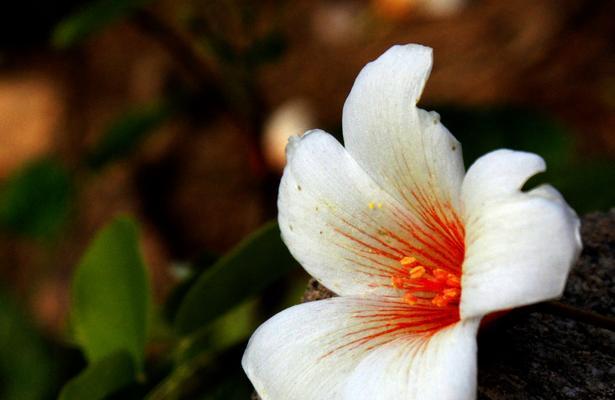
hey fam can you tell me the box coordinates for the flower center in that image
[391,256,461,308]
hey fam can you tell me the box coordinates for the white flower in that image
[242,44,582,400]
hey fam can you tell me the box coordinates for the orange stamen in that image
[391,256,462,309]
[409,266,425,279]
[400,256,416,266]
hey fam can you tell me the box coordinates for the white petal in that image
[280,130,464,297]
[460,150,582,319]
[243,297,465,400]
[342,44,465,220]
[343,319,479,400]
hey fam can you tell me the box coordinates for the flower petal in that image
[342,44,465,221]
[280,130,464,297]
[460,150,582,319]
[343,319,479,400]
[243,296,473,400]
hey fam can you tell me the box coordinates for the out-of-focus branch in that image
[131,7,275,205]
[132,8,220,87]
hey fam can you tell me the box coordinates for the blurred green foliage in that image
[244,31,287,68]
[437,106,574,167]
[174,299,259,366]
[59,350,135,400]
[438,106,615,213]
[0,291,54,400]
[0,158,73,239]
[548,160,615,213]
[87,100,174,170]
[174,221,297,335]
[71,217,150,371]
[199,373,254,400]
[53,0,154,48]
[50,218,296,398]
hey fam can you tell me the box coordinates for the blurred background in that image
[0,0,613,398]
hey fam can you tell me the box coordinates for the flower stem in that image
[531,301,615,331]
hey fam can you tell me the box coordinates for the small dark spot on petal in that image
[319,231,323,235]
[451,145,457,151]
[297,184,302,191]
[289,224,294,231]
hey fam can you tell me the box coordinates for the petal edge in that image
[460,150,581,319]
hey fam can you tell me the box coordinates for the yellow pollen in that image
[400,256,416,266]
[443,288,460,298]
[409,266,426,279]
[377,203,383,209]
[368,202,375,209]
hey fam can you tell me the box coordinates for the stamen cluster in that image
[391,256,461,308]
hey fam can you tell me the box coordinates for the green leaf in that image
[174,221,297,335]
[0,158,73,239]
[163,254,218,324]
[59,350,135,400]
[53,0,154,48]
[144,342,249,400]
[0,290,54,400]
[174,299,258,366]
[71,217,150,370]
[87,100,173,169]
